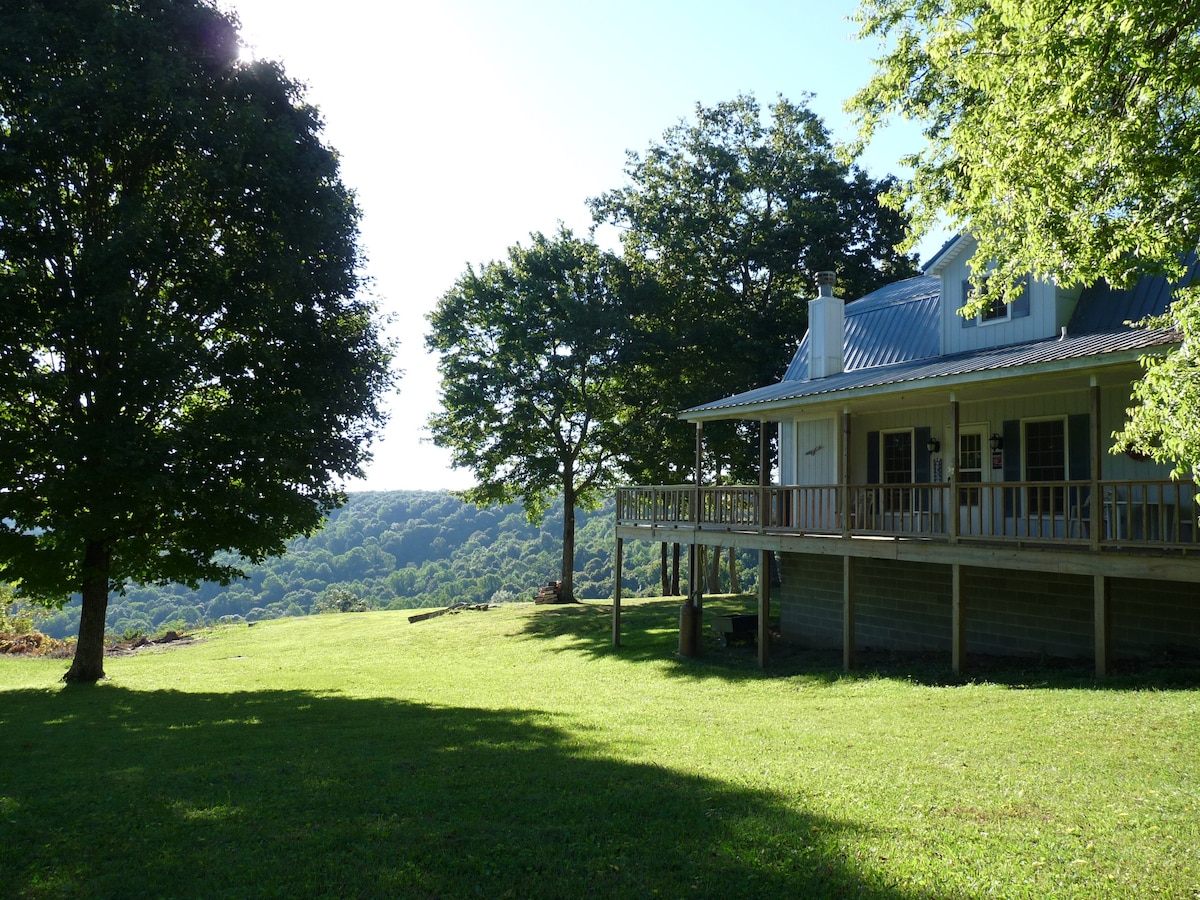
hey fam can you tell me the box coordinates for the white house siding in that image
[939,249,1066,356]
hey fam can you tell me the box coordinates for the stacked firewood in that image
[534,581,563,604]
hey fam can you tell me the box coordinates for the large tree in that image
[426,228,632,602]
[849,0,1200,475]
[0,0,394,680]
[591,94,917,483]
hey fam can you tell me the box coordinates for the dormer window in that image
[959,276,1030,328]
[980,289,1008,322]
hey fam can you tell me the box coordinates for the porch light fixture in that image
[926,436,940,454]
[990,433,1003,451]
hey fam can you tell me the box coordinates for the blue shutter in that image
[867,431,880,483]
[1002,420,1022,517]
[960,279,977,328]
[914,427,931,483]
[1011,278,1031,319]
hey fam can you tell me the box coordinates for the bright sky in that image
[222,0,941,492]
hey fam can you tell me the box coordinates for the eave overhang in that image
[680,329,1177,423]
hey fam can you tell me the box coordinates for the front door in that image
[956,427,989,535]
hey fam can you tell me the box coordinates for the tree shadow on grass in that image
[0,686,935,900]
[524,598,1200,692]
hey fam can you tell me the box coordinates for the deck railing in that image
[616,479,1199,550]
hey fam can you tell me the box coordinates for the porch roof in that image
[681,325,1177,421]
[684,250,1198,422]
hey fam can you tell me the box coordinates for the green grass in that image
[2,596,1199,899]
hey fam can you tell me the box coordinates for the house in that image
[612,234,1200,675]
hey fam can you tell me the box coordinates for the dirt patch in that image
[106,630,196,656]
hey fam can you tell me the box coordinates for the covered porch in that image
[612,478,1200,679]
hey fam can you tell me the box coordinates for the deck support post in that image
[679,422,704,657]
[843,554,856,671]
[1094,573,1110,677]
[612,536,623,648]
[951,563,965,675]
[757,550,770,668]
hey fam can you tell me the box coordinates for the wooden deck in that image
[615,480,1200,583]
[612,481,1200,677]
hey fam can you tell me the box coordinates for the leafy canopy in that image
[592,94,917,482]
[0,0,394,676]
[850,0,1200,474]
[426,228,632,599]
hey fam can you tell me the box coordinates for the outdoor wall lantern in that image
[926,436,941,454]
[990,433,1004,451]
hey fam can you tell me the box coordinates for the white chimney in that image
[808,271,844,379]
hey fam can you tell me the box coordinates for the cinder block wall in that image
[777,552,1200,660]
[960,566,1092,657]
[1112,578,1200,659]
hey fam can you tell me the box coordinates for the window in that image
[958,432,983,507]
[961,276,1029,326]
[882,431,913,484]
[1025,418,1066,515]
[980,290,1008,322]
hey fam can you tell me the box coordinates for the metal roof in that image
[685,327,1177,417]
[1068,253,1200,333]
[782,276,941,381]
[684,253,1197,420]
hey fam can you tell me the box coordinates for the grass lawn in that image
[2,595,1198,899]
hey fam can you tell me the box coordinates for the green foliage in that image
[850,0,1200,473]
[591,94,918,481]
[426,227,638,599]
[35,491,756,640]
[0,584,45,636]
[0,0,394,679]
[312,588,371,614]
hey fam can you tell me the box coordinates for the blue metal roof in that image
[685,327,1176,416]
[783,276,941,381]
[1069,253,1200,333]
[684,259,1195,420]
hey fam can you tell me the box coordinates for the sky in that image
[221,0,943,493]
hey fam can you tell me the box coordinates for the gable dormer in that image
[925,234,1080,355]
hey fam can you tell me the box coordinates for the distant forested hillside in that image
[36,491,761,639]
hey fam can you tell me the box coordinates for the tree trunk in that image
[660,542,669,596]
[671,543,680,595]
[560,480,577,602]
[64,540,111,683]
[729,546,740,593]
[707,544,722,593]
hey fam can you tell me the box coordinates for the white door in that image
[955,427,989,535]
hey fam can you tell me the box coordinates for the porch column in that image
[758,420,771,667]
[843,554,856,671]
[612,536,623,648]
[680,422,703,657]
[1090,380,1102,551]
[951,563,965,675]
[1094,574,1111,677]
[949,395,960,544]
[841,408,852,538]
